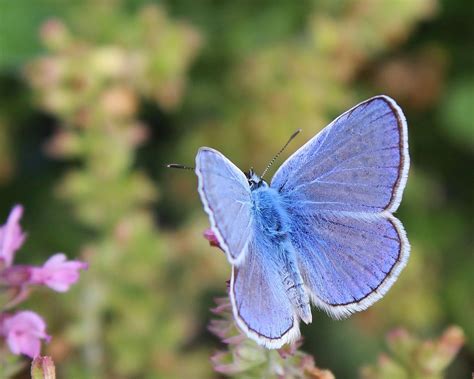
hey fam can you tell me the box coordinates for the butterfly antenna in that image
[166,163,195,170]
[261,128,302,179]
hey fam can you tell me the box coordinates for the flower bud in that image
[203,229,221,249]
[31,356,56,379]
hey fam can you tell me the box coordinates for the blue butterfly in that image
[195,95,410,348]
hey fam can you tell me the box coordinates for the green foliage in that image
[0,345,25,379]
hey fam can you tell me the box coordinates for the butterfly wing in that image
[271,95,409,214]
[230,239,300,348]
[195,147,253,265]
[271,95,410,317]
[290,212,409,318]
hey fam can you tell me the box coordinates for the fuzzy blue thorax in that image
[246,168,289,241]
[250,185,288,243]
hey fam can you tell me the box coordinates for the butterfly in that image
[195,95,410,349]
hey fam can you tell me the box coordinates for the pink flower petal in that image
[30,253,88,292]
[23,339,41,360]
[0,205,26,267]
[1,311,50,358]
[43,253,67,266]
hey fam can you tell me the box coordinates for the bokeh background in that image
[0,0,473,378]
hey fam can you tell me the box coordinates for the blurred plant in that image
[24,4,213,378]
[204,230,334,379]
[372,46,448,110]
[0,205,86,377]
[360,326,465,379]
[440,77,474,150]
[182,0,438,171]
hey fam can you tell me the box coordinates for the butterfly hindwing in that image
[289,211,409,318]
[230,239,300,348]
[195,147,253,265]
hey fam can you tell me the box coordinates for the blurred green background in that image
[0,0,473,378]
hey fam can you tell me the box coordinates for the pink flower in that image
[0,205,26,267]
[0,311,50,358]
[30,253,88,292]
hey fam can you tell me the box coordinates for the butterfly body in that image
[196,95,410,348]
[250,182,312,324]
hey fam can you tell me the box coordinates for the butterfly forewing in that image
[271,96,409,214]
[195,147,253,265]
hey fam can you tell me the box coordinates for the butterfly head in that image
[246,168,268,190]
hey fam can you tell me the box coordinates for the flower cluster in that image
[0,205,88,358]
[360,326,465,379]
